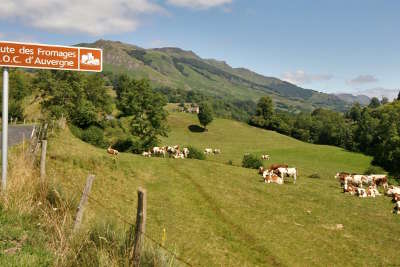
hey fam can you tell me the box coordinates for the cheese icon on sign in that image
[81,53,100,66]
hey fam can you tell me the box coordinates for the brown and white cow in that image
[263,170,284,184]
[276,167,297,184]
[107,146,119,156]
[369,174,388,189]
[261,155,270,160]
[258,166,265,175]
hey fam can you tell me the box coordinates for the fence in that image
[32,125,194,266]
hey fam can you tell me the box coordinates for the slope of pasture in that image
[46,113,400,266]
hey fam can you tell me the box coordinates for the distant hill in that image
[77,40,349,112]
[336,93,371,105]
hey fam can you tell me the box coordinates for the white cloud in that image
[282,70,333,85]
[0,0,165,35]
[347,74,378,85]
[356,87,399,101]
[167,0,232,9]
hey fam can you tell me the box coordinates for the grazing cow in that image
[107,146,119,156]
[258,166,265,174]
[276,167,297,184]
[182,147,190,158]
[269,164,288,171]
[386,186,400,196]
[366,185,381,197]
[152,147,166,157]
[167,146,176,155]
[335,172,350,186]
[142,151,152,157]
[369,174,388,189]
[344,175,366,188]
[213,149,221,154]
[204,148,213,154]
[261,155,270,160]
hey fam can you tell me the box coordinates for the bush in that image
[81,126,106,148]
[187,146,205,160]
[227,160,233,165]
[364,166,386,175]
[242,154,263,169]
[309,173,321,179]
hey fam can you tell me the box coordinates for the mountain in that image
[78,40,349,112]
[335,93,371,105]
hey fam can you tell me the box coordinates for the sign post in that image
[0,41,102,193]
[2,67,8,192]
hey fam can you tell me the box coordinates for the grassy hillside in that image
[42,111,400,266]
[77,40,349,112]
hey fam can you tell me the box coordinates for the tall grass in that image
[1,139,177,267]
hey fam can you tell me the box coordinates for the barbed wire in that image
[63,179,193,267]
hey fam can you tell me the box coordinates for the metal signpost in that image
[0,41,103,192]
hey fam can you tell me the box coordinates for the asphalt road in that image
[0,125,34,147]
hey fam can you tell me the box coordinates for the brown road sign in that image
[0,41,102,72]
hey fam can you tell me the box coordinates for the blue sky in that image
[0,0,399,99]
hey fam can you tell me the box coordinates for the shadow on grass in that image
[188,125,205,133]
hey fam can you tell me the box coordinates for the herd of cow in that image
[258,164,297,184]
[142,146,221,159]
[335,172,400,214]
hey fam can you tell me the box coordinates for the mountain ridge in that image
[78,39,350,112]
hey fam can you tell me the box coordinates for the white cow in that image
[344,175,365,187]
[277,167,297,184]
[261,155,270,160]
[204,148,213,154]
[394,201,400,214]
[213,149,221,154]
[142,151,152,157]
[182,147,190,158]
[386,186,400,196]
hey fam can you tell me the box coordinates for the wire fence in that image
[64,179,194,267]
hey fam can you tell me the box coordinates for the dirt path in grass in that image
[168,161,283,266]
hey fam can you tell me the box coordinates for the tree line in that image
[250,94,400,175]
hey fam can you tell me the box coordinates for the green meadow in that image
[45,111,400,266]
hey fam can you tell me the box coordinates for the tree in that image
[381,97,389,105]
[115,76,169,150]
[250,96,275,128]
[197,102,213,130]
[397,90,400,101]
[369,97,381,108]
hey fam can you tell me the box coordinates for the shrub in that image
[227,160,233,165]
[309,173,321,179]
[187,146,205,160]
[242,154,263,169]
[81,126,106,148]
[364,166,386,175]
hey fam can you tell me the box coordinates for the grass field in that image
[45,111,400,266]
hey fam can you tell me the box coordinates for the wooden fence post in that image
[73,174,95,232]
[130,188,147,266]
[40,140,47,181]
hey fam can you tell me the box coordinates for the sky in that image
[0,0,399,99]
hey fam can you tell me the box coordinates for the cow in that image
[261,155,270,160]
[366,185,381,197]
[343,182,357,195]
[386,186,400,196]
[182,147,190,158]
[368,174,388,189]
[173,152,185,159]
[269,164,288,171]
[335,172,350,186]
[394,201,400,214]
[392,193,400,202]
[213,149,221,154]
[276,167,297,184]
[152,147,166,157]
[357,187,367,198]
[204,148,213,155]
[263,170,284,184]
[258,166,265,174]
[107,146,119,156]
[142,151,152,157]
[344,175,366,188]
